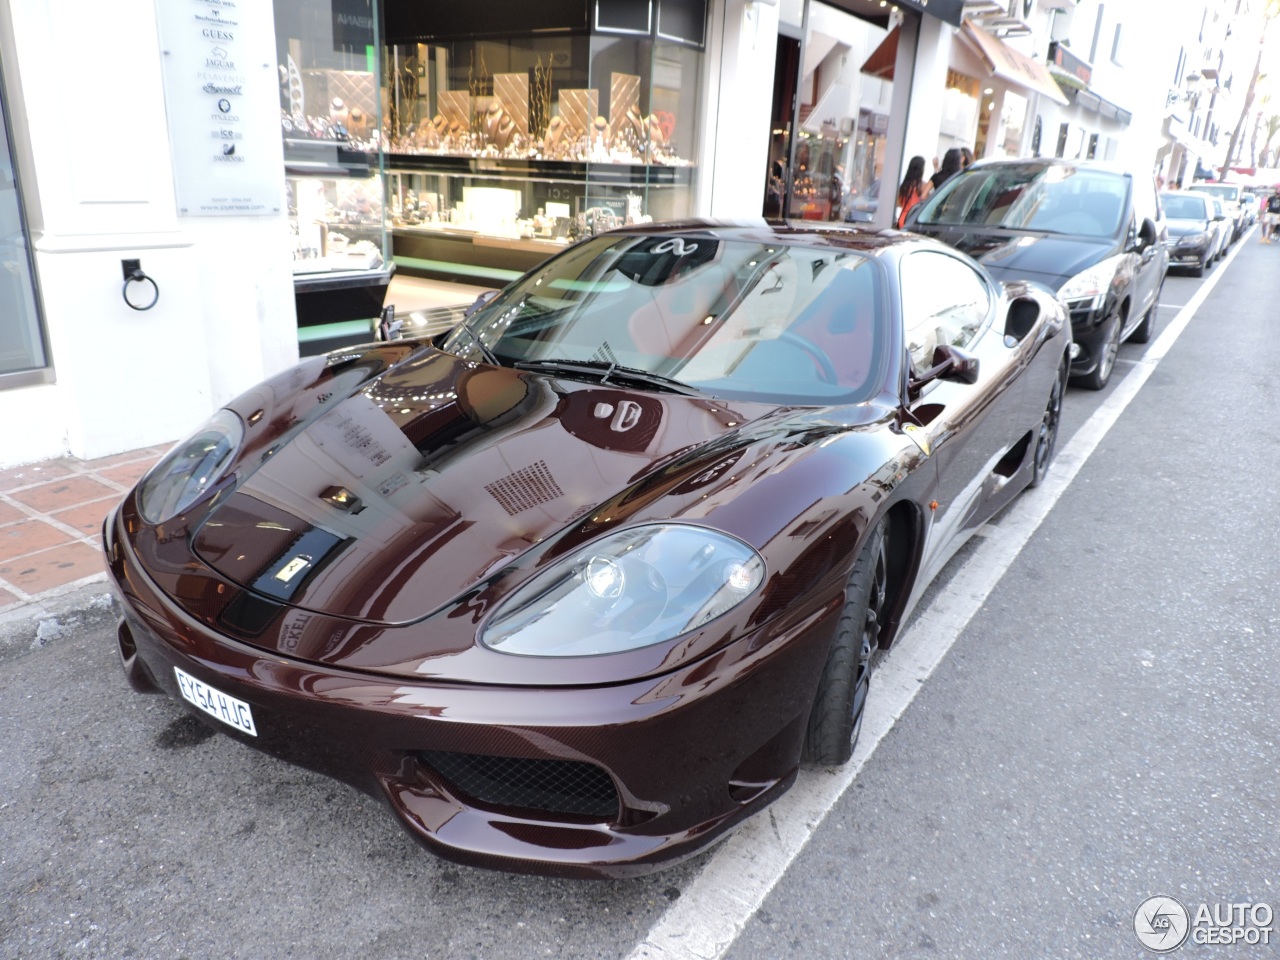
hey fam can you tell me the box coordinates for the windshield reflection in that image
[917,163,1128,238]
[441,235,886,405]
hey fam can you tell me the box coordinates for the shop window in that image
[1031,116,1042,157]
[1087,133,1099,159]
[0,69,50,389]
[1056,122,1069,159]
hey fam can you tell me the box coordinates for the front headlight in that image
[137,409,244,524]
[1056,255,1124,313]
[1178,232,1209,245]
[480,524,765,658]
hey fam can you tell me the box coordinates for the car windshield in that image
[1162,193,1208,219]
[441,234,887,404]
[916,163,1128,238]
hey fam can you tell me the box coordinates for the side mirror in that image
[1137,217,1159,251]
[911,344,980,390]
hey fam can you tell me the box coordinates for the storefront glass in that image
[381,0,704,276]
[0,71,49,387]
[775,1,892,223]
[274,0,393,353]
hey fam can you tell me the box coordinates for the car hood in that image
[191,349,864,630]
[910,225,1116,291]
[1165,218,1210,237]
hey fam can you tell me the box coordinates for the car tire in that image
[1029,361,1066,487]
[1075,312,1121,391]
[803,519,887,766]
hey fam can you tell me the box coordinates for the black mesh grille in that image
[484,461,563,515]
[419,751,619,820]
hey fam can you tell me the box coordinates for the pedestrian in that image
[1263,185,1280,243]
[896,155,932,229]
[930,148,963,191]
[960,146,975,170]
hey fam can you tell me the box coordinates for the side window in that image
[1131,175,1157,225]
[900,253,991,371]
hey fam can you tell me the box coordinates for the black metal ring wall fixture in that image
[121,258,159,311]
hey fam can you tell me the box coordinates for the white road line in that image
[627,247,1239,960]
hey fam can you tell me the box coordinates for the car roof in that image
[598,218,942,256]
[965,156,1137,179]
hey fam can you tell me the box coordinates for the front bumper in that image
[104,508,837,878]
[1063,299,1111,375]
[1164,238,1209,265]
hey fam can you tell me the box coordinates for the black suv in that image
[905,159,1168,389]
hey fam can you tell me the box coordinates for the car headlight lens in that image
[481,524,765,657]
[137,409,243,524]
[1056,255,1123,313]
[1178,232,1208,245]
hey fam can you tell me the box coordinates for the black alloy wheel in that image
[804,520,888,765]
[1076,312,1122,391]
[1029,361,1066,487]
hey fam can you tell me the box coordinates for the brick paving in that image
[0,445,170,613]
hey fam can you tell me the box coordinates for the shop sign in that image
[155,1,282,216]
[332,0,375,49]
[1049,41,1093,86]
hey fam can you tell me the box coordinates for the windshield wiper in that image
[512,358,705,396]
[448,323,501,366]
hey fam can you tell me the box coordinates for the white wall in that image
[0,0,298,467]
[697,0,780,218]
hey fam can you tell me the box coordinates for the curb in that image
[0,577,116,668]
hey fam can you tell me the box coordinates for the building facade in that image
[0,0,1259,469]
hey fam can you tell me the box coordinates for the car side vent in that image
[485,460,564,515]
[419,751,620,820]
[1005,297,1040,342]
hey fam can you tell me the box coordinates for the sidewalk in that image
[0,444,170,616]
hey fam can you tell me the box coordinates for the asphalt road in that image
[2,232,1275,960]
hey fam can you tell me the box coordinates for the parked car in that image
[1161,190,1224,277]
[1207,196,1232,262]
[1187,181,1248,240]
[105,222,1070,878]
[905,158,1167,390]
[842,178,880,223]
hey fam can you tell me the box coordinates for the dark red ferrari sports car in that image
[105,222,1069,877]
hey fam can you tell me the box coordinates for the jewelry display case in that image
[382,0,707,285]
[276,0,393,355]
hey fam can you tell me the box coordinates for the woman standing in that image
[896,155,933,229]
[930,147,964,191]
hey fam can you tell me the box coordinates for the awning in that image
[861,25,899,81]
[1065,81,1132,125]
[959,20,1069,107]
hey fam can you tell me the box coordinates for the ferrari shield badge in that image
[903,424,932,457]
[274,555,313,583]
